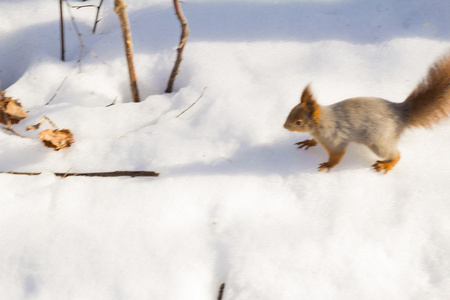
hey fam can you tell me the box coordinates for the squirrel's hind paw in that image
[296,139,317,150]
[372,158,400,174]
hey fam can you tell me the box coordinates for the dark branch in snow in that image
[66,0,104,33]
[217,283,226,300]
[165,0,190,93]
[49,1,108,105]
[92,0,104,33]
[59,0,65,61]
[3,171,160,178]
[115,0,141,103]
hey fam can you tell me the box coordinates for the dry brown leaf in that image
[27,116,58,131]
[26,123,41,131]
[26,117,46,131]
[0,91,27,125]
[5,100,27,119]
[38,129,74,150]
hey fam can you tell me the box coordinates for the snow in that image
[1,0,450,299]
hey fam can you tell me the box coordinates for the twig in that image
[60,0,65,61]
[45,64,77,105]
[3,171,160,178]
[106,97,118,107]
[115,0,141,103]
[26,116,58,131]
[67,0,104,33]
[48,2,108,105]
[93,0,104,33]
[176,87,207,118]
[64,0,108,66]
[165,0,190,93]
[43,116,58,128]
[72,5,97,9]
[64,0,85,68]
[62,168,72,179]
[217,283,225,300]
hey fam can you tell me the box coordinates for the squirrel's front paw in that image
[295,139,317,150]
[318,162,333,172]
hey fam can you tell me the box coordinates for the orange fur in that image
[301,84,321,125]
[318,148,345,172]
[405,55,450,128]
[372,154,401,174]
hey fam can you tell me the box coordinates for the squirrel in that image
[284,53,450,173]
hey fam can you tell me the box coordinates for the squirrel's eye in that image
[296,120,303,126]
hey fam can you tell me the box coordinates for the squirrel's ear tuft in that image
[300,84,320,124]
[300,84,314,104]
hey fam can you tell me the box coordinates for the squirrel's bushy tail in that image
[404,54,450,128]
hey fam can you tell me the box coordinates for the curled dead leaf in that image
[38,129,74,150]
[26,123,41,131]
[5,100,27,119]
[0,91,27,125]
[27,116,57,131]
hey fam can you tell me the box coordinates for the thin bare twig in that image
[165,0,190,93]
[72,5,97,9]
[64,0,107,67]
[93,0,104,33]
[64,0,85,68]
[62,168,72,179]
[26,116,58,131]
[3,171,160,178]
[60,0,65,61]
[217,283,226,300]
[49,1,108,105]
[115,0,141,103]
[176,87,207,118]
[106,97,118,107]
[67,0,104,33]
[45,65,77,105]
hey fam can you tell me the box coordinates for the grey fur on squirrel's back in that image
[311,97,408,151]
[308,54,450,148]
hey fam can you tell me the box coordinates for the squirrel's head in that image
[284,84,320,132]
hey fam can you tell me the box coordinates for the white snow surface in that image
[1,0,450,299]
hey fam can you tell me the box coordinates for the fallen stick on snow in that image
[2,171,160,178]
[176,87,207,118]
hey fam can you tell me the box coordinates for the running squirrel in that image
[284,53,450,173]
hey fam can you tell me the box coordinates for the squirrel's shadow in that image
[166,139,375,177]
